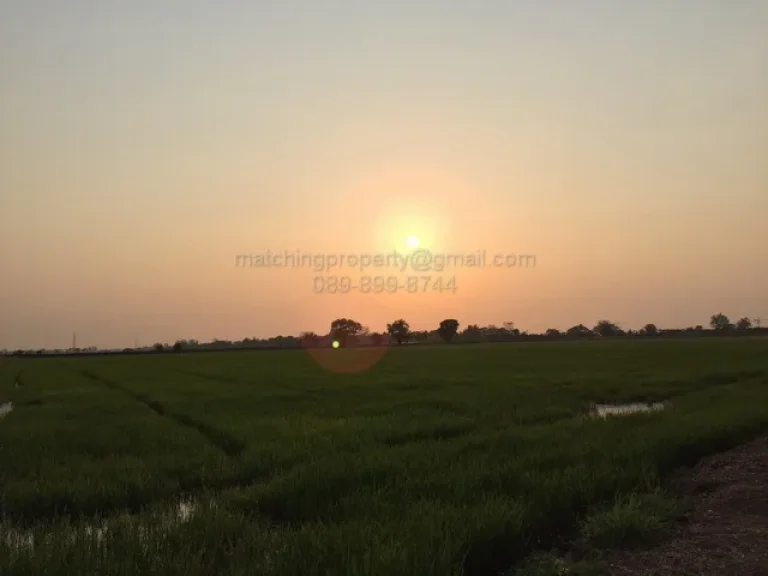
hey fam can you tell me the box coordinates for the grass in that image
[581,490,680,549]
[0,337,767,575]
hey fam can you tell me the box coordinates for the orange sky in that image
[1,2,766,349]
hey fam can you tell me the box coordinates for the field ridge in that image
[79,369,245,457]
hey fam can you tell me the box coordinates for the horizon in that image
[2,1,767,350]
[4,313,761,352]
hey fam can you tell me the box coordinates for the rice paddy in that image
[1,337,767,575]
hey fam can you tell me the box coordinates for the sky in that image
[1,0,766,350]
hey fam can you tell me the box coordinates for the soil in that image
[605,436,768,575]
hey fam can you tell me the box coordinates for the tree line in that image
[297,313,760,348]
[5,313,763,356]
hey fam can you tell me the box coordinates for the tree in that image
[300,332,319,347]
[330,318,364,346]
[153,343,164,352]
[640,323,659,336]
[566,324,593,338]
[411,330,429,342]
[370,332,385,346]
[438,319,460,343]
[386,319,411,345]
[545,328,561,337]
[736,317,752,330]
[172,341,184,352]
[594,320,621,337]
[498,322,520,337]
[709,313,731,331]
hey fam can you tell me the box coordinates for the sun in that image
[406,235,420,249]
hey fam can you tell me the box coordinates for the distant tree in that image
[172,341,184,352]
[594,320,621,337]
[153,343,164,352]
[640,323,659,336]
[709,313,732,331]
[694,325,704,332]
[370,332,385,346]
[387,319,411,344]
[496,322,521,337]
[330,318,364,346]
[566,324,593,338]
[438,319,460,343]
[411,330,429,342]
[463,324,481,334]
[735,317,752,330]
[300,332,319,347]
[544,328,561,337]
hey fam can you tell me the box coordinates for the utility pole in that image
[72,331,76,350]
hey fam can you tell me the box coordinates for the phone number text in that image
[312,275,457,294]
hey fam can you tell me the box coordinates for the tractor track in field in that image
[79,370,245,457]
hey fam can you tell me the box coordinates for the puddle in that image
[592,402,665,417]
[0,402,13,419]
[2,499,205,552]
[176,499,196,522]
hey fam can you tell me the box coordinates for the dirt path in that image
[606,436,768,575]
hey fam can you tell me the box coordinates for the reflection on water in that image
[2,499,202,552]
[0,402,12,419]
[177,499,196,522]
[593,402,665,417]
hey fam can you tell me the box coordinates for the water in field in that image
[592,402,665,417]
[177,499,196,522]
[2,499,202,552]
[0,402,13,419]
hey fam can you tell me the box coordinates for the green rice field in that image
[1,337,768,575]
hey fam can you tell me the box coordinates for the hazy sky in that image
[1,1,766,349]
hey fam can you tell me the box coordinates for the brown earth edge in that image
[604,435,768,575]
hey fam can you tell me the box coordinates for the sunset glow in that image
[406,235,421,249]
[0,2,765,350]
